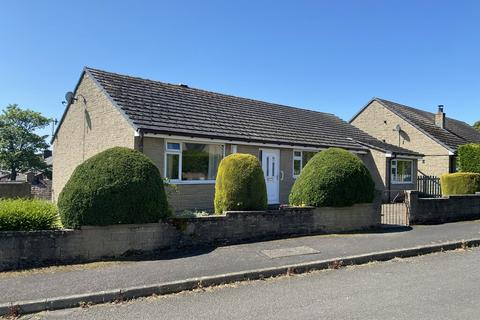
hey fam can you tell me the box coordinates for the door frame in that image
[260,148,280,204]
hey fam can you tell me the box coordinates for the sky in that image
[1,0,479,141]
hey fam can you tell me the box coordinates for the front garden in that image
[0,146,382,270]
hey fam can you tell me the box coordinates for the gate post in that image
[405,190,419,224]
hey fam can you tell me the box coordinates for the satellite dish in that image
[394,124,401,132]
[65,92,75,104]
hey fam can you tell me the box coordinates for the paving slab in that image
[1,220,480,305]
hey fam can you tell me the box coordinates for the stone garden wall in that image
[0,201,380,271]
[407,191,480,224]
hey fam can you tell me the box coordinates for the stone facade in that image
[0,202,380,271]
[52,73,136,201]
[351,100,450,177]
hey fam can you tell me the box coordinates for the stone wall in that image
[52,73,136,201]
[31,181,52,201]
[0,202,380,271]
[0,182,31,199]
[407,190,480,224]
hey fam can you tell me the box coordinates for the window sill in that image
[391,181,413,185]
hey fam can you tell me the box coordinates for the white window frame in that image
[293,151,303,178]
[164,140,225,184]
[390,159,413,184]
[292,149,319,178]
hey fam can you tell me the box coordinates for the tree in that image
[474,121,480,132]
[0,104,51,180]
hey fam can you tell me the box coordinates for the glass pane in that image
[166,154,179,180]
[302,151,316,168]
[266,156,269,176]
[181,143,223,180]
[167,142,180,150]
[272,157,275,176]
[294,159,302,176]
[397,161,412,182]
[207,144,223,179]
[294,151,302,158]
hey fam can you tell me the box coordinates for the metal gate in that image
[381,191,409,226]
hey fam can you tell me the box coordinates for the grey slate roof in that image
[82,67,420,156]
[370,98,480,151]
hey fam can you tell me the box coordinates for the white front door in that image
[261,149,280,204]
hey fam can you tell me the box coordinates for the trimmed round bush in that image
[58,147,170,228]
[0,199,60,231]
[440,172,480,196]
[214,153,267,214]
[289,148,375,207]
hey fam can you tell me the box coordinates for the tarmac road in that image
[25,246,480,320]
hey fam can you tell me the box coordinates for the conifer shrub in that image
[58,147,170,227]
[458,144,480,173]
[289,148,375,207]
[214,153,267,214]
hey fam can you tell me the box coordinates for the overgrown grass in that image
[0,198,61,231]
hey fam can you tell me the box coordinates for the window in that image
[165,141,224,182]
[293,150,318,177]
[391,159,413,183]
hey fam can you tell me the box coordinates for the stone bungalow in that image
[350,98,480,178]
[52,68,421,210]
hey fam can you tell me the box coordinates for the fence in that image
[416,175,441,198]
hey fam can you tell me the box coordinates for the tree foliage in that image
[474,121,480,132]
[0,104,51,180]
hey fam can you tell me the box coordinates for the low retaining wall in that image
[0,182,31,199]
[0,202,380,271]
[407,191,480,224]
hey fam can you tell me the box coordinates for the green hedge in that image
[214,153,267,214]
[0,199,60,231]
[289,148,375,207]
[458,144,480,173]
[440,172,480,196]
[58,147,170,228]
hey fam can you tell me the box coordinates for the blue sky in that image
[1,1,479,140]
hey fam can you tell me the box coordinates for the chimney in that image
[43,149,52,159]
[435,105,445,129]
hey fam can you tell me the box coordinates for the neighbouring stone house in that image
[350,98,480,179]
[52,68,421,210]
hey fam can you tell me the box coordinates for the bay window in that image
[391,159,413,183]
[165,141,224,182]
[293,150,317,177]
